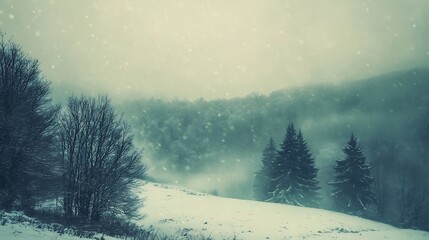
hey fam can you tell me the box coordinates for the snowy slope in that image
[0,212,119,240]
[1,182,427,240]
[136,182,429,240]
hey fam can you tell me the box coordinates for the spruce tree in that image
[267,124,319,206]
[296,130,320,206]
[330,134,374,214]
[253,138,277,201]
[269,124,304,205]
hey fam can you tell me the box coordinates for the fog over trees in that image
[122,68,429,229]
[1,1,429,238]
[253,138,276,202]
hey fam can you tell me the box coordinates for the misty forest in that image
[1,1,429,240]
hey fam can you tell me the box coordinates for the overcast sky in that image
[0,0,428,101]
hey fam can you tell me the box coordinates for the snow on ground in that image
[1,182,427,240]
[136,182,429,240]
[0,212,118,240]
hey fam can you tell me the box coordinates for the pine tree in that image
[296,130,320,206]
[269,124,304,205]
[330,134,374,214]
[253,138,277,201]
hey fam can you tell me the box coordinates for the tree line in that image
[125,67,429,230]
[253,122,429,229]
[125,68,429,175]
[0,35,145,227]
[1,34,428,233]
[254,124,374,216]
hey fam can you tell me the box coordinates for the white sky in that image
[1,0,428,101]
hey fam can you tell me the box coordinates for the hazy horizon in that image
[1,1,429,234]
[1,0,428,102]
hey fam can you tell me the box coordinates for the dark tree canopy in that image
[269,124,301,204]
[296,130,320,206]
[268,124,319,206]
[60,96,145,223]
[0,35,60,210]
[330,134,374,214]
[253,138,277,201]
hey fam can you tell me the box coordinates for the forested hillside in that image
[123,68,429,229]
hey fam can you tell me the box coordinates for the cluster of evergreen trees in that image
[254,124,374,215]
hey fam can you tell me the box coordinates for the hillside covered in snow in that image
[0,212,118,240]
[136,182,428,240]
[1,182,428,240]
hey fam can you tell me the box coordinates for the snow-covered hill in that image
[0,212,118,240]
[1,182,428,240]
[136,182,429,240]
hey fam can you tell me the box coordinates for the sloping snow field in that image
[0,212,118,240]
[1,182,428,240]
[137,182,429,240]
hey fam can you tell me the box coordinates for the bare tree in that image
[368,139,399,218]
[0,34,60,210]
[397,161,428,229]
[60,95,145,223]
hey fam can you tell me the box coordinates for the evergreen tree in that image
[253,138,277,201]
[330,134,374,214]
[296,130,320,206]
[269,124,304,205]
[267,124,319,206]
